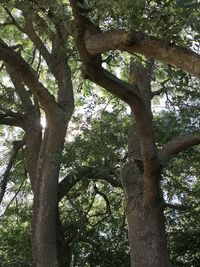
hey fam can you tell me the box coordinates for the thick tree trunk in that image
[119,60,171,267]
[121,160,171,267]
[127,194,170,267]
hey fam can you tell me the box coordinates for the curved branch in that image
[58,166,121,201]
[69,0,143,106]
[159,133,200,166]
[93,184,111,215]
[85,64,143,106]
[85,30,200,78]
[70,0,161,206]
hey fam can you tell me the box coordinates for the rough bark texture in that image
[126,194,170,267]
[121,158,170,267]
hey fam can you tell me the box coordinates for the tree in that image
[1,108,199,266]
[1,108,130,267]
[0,0,200,266]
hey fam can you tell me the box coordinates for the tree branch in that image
[93,184,111,215]
[22,13,55,70]
[20,9,74,111]
[0,39,56,112]
[164,203,188,211]
[0,179,25,217]
[3,7,24,32]
[70,0,161,206]
[0,112,26,127]
[159,133,200,166]
[152,86,173,98]
[164,201,200,211]
[58,166,121,201]
[0,139,25,204]
[69,0,144,107]
[85,30,200,78]
[5,63,34,112]
[85,64,143,106]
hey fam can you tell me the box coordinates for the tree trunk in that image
[56,210,72,267]
[32,109,71,267]
[121,160,171,267]
[127,194,170,266]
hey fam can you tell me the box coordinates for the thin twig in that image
[0,180,25,217]
[0,139,25,204]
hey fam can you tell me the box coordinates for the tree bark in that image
[56,209,72,267]
[119,61,171,267]
[121,152,170,267]
[85,29,200,79]
[31,107,73,267]
[126,191,170,267]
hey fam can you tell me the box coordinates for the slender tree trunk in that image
[24,115,42,190]
[32,109,71,267]
[27,111,74,267]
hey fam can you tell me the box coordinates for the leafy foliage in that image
[0,205,32,267]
